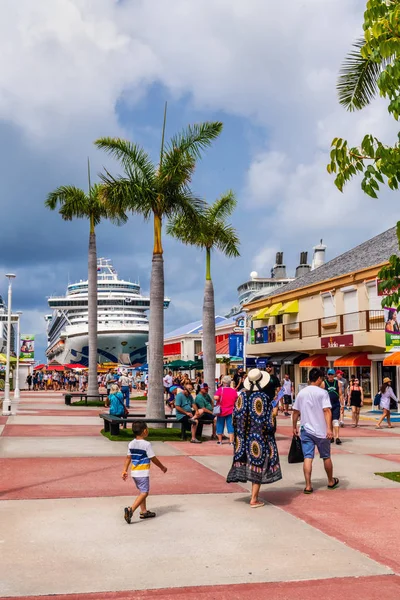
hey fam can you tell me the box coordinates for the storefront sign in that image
[250,329,255,344]
[321,334,354,348]
[275,324,283,343]
[20,334,35,361]
[377,279,400,351]
[256,358,267,369]
[229,334,243,358]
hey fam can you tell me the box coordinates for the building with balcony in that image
[244,227,400,401]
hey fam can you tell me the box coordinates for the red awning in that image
[383,353,400,366]
[299,354,329,368]
[63,363,87,370]
[334,353,371,367]
[33,364,46,371]
[216,338,229,356]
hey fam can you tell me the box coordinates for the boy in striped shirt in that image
[122,421,168,524]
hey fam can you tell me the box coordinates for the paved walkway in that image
[1,393,400,599]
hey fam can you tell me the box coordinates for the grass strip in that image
[375,471,400,483]
[101,427,184,442]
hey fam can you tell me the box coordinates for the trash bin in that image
[65,394,71,406]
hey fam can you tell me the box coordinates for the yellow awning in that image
[268,303,283,316]
[254,306,272,320]
[278,300,299,315]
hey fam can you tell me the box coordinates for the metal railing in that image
[251,310,385,344]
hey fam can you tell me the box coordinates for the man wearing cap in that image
[322,369,343,445]
[175,384,201,443]
[193,383,217,439]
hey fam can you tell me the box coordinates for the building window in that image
[322,294,335,319]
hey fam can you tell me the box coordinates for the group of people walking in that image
[26,370,86,391]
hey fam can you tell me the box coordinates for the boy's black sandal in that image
[140,510,156,519]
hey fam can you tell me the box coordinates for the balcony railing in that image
[250,310,384,344]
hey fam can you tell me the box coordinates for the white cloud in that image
[1,0,397,339]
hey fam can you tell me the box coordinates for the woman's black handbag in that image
[288,435,304,464]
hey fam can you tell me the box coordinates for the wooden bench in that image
[100,413,196,437]
[64,393,108,405]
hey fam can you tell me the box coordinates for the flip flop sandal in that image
[327,477,339,490]
[250,501,265,508]
[303,488,313,494]
[140,510,156,519]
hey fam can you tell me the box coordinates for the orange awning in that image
[383,353,400,366]
[299,354,329,368]
[334,353,371,367]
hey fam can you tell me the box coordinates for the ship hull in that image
[47,331,148,366]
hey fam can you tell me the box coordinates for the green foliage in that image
[329,1,400,304]
[166,190,240,259]
[95,121,223,223]
[46,183,128,227]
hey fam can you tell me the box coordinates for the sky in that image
[0,0,398,362]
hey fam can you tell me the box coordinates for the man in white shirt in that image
[292,367,339,494]
[163,371,173,400]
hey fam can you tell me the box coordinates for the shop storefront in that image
[298,354,329,386]
[333,353,372,399]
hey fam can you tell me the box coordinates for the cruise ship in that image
[45,258,170,366]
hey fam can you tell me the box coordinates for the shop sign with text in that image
[321,334,354,348]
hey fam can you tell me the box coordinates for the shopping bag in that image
[288,435,304,464]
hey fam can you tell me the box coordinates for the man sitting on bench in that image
[193,383,216,439]
[175,384,201,444]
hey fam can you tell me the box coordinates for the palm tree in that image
[46,167,127,398]
[337,38,390,111]
[95,112,223,418]
[167,191,240,397]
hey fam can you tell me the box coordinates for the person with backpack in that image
[321,369,343,445]
[376,377,398,429]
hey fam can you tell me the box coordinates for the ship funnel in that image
[295,251,311,278]
[272,252,287,279]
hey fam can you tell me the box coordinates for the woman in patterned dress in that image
[227,368,282,507]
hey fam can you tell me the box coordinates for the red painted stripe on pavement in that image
[265,488,400,573]
[2,425,101,437]
[2,575,399,600]
[0,456,242,500]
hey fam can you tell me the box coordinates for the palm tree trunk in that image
[146,214,165,420]
[87,220,98,397]
[203,248,216,398]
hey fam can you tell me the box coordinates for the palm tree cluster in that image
[46,108,240,418]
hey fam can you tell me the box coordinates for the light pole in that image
[2,274,16,416]
[13,311,23,402]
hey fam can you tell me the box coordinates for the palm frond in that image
[46,186,89,221]
[213,222,240,258]
[163,191,205,225]
[337,38,387,111]
[95,137,156,183]
[100,172,154,221]
[166,122,223,161]
[158,147,196,194]
[206,190,236,222]
[166,213,207,247]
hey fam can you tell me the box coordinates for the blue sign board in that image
[229,334,244,358]
[256,358,267,369]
